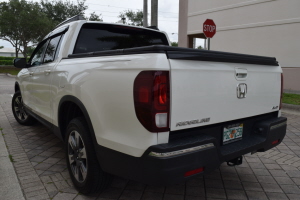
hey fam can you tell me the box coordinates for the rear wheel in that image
[12,91,36,125]
[65,117,112,194]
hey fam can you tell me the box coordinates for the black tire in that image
[65,117,112,194]
[12,91,36,126]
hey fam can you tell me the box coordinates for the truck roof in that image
[44,15,167,42]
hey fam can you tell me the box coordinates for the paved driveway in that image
[0,75,300,200]
[0,74,15,94]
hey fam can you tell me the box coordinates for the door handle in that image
[44,69,51,75]
[29,72,34,76]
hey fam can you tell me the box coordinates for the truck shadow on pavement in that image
[2,103,300,200]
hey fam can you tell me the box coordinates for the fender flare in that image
[58,95,105,167]
[58,95,97,143]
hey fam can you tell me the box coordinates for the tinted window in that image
[30,41,48,66]
[74,23,169,54]
[43,35,62,63]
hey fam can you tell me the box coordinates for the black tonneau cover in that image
[68,45,279,66]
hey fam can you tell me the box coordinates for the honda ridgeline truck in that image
[12,16,287,194]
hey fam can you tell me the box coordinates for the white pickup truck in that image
[12,16,287,194]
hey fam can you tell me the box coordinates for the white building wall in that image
[188,0,300,30]
[0,47,16,57]
[179,0,300,92]
[0,52,15,57]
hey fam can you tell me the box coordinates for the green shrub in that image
[0,60,13,65]
[282,93,300,105]
[0,56,15,61]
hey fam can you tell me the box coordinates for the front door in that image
[27,34,63,123]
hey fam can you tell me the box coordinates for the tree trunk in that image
[22,44,27,60]
[15,46,18,58]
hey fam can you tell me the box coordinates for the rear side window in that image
[30,41,48,66]
[73,23,169,54]
[43,35,63,63]
[29,34,64,67]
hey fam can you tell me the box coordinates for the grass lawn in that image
[0,67,21,75]
[282,93,300,105]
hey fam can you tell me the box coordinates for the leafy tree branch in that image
[118,10,143,26]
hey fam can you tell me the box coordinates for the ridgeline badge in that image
[176,118,210,127]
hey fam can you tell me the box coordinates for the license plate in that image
[223,123,243,144]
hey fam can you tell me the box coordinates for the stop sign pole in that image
[203,19,216,50]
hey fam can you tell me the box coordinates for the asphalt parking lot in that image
[1,74,300,200]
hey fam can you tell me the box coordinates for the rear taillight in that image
[134,71,170,132]
[272,139,280,145]
[280,73,283,109]
[184,167,204,177]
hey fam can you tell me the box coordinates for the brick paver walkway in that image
[0,81,300,199]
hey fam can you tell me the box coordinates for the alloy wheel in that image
[68,130,88,183]
[13,95,28,121]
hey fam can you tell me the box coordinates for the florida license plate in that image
[223,123,243,144]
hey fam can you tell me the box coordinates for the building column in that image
[178,0,189,47]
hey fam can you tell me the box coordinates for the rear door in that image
[169,53,282,131]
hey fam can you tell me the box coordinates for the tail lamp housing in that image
[134,71,170,132]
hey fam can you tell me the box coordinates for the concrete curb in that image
[284,89,300,95]
[0,73,16,77]
[6,73,16,78]
[0,127,25,200]
[282,103,300,111]
[282,103,300,115]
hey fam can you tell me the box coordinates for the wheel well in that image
[15,82,20,92]
[59,101,84,140]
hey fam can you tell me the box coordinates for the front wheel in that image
[12,91,36,125]
[65,117,112,194]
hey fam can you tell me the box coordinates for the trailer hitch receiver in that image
[227,156,243,166]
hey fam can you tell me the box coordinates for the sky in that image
[0,0,180,49]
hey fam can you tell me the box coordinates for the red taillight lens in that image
[159,84,167,104]
[272,139,280,145]
[134,71,170,132]
[280,73,283,110]
[154,74,168,110]
[184,167,204,177]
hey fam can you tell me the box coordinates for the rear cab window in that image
[73,23,169,54]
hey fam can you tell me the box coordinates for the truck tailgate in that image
[169,56,282,131]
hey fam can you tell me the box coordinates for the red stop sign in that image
[203,19,216,38]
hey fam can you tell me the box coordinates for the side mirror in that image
[13,58,27,68]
